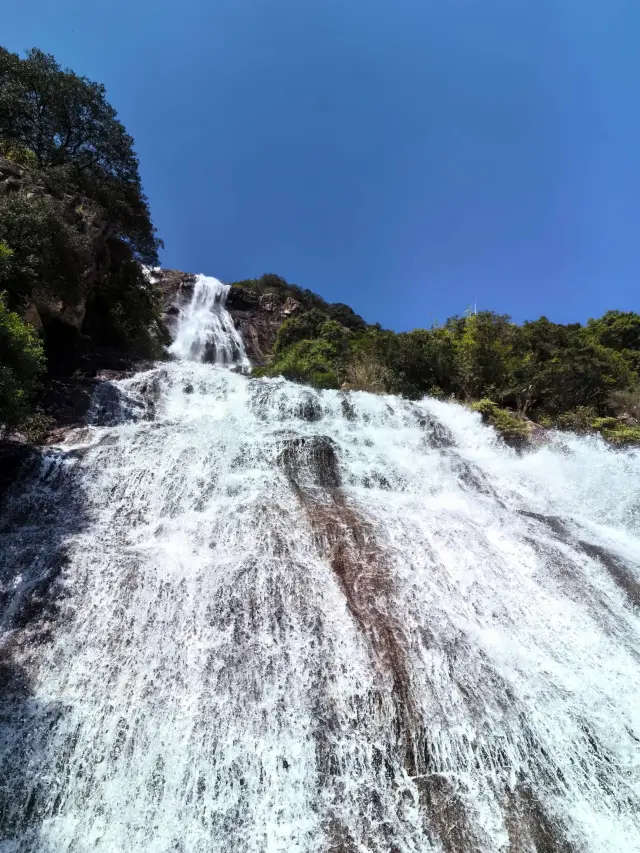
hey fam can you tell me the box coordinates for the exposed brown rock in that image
[277,433,418,772]
[226,285,303,365]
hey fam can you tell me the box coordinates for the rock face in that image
[225,286,303,365]
[153,269,303,366]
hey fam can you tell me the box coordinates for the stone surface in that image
[226,286,303,365]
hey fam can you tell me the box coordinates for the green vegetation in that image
[0,293,45,425]
[0,46,163,432]
[239,274,640,447]
[470,399,530,445]
[0,47,160,263]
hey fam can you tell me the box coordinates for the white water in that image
[0,282,639,852]
[167,274,248,366]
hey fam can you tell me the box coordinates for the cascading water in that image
[0,279,639,853]
[167,274,249,366]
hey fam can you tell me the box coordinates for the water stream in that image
[0,277,639,852]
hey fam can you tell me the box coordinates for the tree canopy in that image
[245,274,640,444]
[0,47,161,264]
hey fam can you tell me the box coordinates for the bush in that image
[342,351,389,393]
[553,406,599,432]
[599,424,640,446]
[471,399,529,443]
[262,339,340,389]
[275,309,329,353]
[0,293,45,426]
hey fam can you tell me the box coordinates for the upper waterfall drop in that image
[167,274,249,367]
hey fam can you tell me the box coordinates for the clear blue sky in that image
[4,1,639,331]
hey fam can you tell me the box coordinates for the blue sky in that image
[4,1,639,331]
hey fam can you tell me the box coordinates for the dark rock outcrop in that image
[152,269,304,366]
[226,286,303,365]
[0,442,37,506]
[156,269,197,321]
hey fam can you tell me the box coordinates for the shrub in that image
[342,351,389,393]
[0,292,45,426]
[553,406,599,432]
[263,339,340,389]
[274,309,329,353]
[471,399,529,443]
[599,425,640,446]
[607,389,640,422]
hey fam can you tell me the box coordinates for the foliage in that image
[454,312,516,400]
[275,309,332,353]
[262,339,340,389]
[0,192,92,308]
[257,274,640,446]
[19,410,55,443]
[596,424,640,446]
[586,311,640,371]
[0,138,37,167]
[342,350,388,393]
[0,47,161,263]
[0,292,45,426]
[325,302,366,331]
[470,399,529,443]
[553,406,599,432]
[84,260,165,356]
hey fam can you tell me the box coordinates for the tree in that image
[586,311,640,372]
[0,292,45,425]
[453,311,516,400]
[0,47,161,264]
[530,335,633,416]
[0,192,92,309]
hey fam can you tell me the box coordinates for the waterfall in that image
[168,274,248,366]
[1,281,639,853]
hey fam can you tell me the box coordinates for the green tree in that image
[586,311,640,372]
[531,335,633,415]
[0,47,161,264]
[0,193,92,308]
[274,309,330,353]
[262,339,340,389]
[0,292,45,425]
[453,311,516,400]
[381,327,456,398]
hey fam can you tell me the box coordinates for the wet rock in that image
[278,436,341,489]
[340,395,356,422]
[0,442,38,506]
[410,406,454,448]
[415,775,481,853]
[518,511,568,539]
[578,540,640,607]
[504,787,577,853]
[295,392,323,422]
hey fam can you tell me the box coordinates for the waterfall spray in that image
[0,280,638,852]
